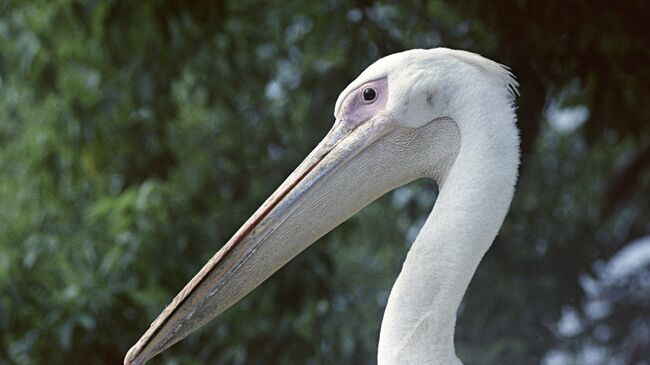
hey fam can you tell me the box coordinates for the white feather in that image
[336,48,521,364]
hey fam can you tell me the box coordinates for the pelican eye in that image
[362,87,377,102]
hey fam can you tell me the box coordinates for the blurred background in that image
[1,0,649,364]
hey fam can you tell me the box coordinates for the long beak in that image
[124,115,394,365]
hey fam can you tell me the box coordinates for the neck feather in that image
[377,96,519,365]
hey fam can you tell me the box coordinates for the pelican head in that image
[125,48,519,365]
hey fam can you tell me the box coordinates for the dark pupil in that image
[363,88,376,101]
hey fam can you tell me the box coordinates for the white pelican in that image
[125,47,520,365]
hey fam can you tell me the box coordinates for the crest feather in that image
[436,48,520,98]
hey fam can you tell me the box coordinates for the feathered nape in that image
[435,48,520,99]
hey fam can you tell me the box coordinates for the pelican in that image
[125,47,520,365]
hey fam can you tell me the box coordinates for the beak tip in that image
[124,345,144,365]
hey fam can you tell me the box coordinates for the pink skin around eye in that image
[338,77,389,127]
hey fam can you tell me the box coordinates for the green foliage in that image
[0,1,648,364]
